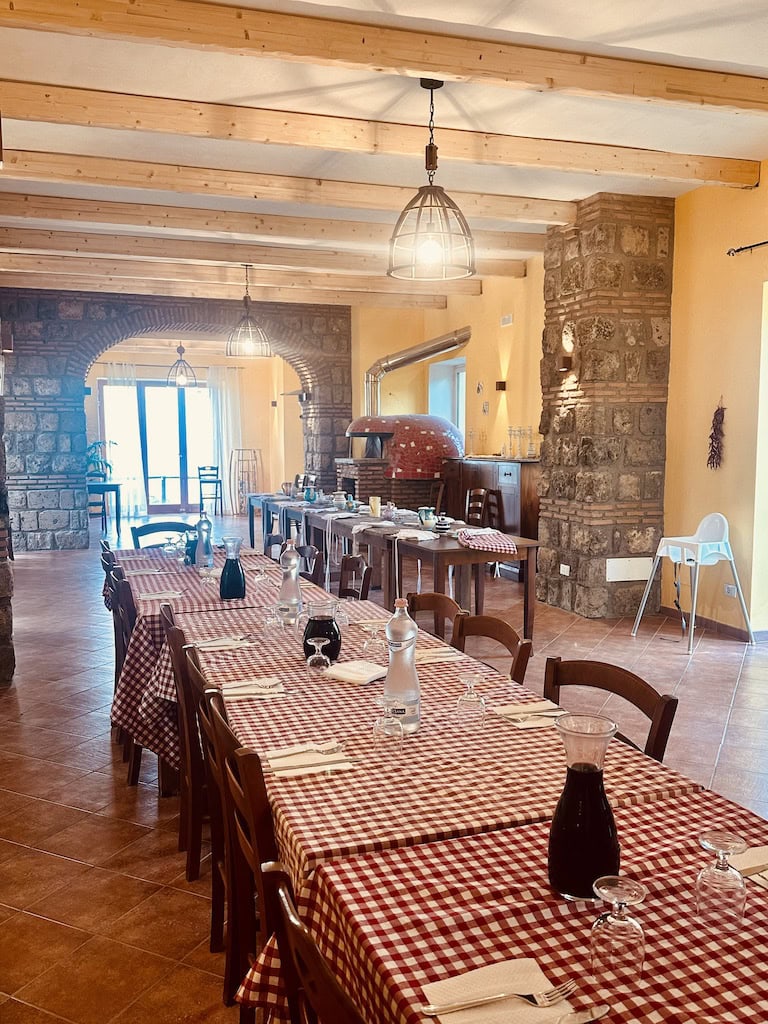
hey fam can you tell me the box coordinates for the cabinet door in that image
[441,460,463,519]
[497,462,521,533]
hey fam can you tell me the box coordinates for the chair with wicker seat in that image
[338,554,371,601]
[160,604,206,882]
[406,591,465,641]
[543,657,679,762]
[262,861,366,1024]
[452,614,532,685]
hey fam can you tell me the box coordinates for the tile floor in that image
[1,515,767,1020]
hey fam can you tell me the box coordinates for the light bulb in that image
[417,235,443,265]
[176,371,188,387]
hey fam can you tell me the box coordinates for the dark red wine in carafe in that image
[548,762,620,900]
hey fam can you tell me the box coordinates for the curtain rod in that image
[726,239,768,256]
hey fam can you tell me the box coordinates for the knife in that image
[557,1005,610,1023]
[264,757,355,774]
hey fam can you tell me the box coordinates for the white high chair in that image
[631,513,755,655]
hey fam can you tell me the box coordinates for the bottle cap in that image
[394,597,407,608]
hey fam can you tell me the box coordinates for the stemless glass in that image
[305,637,331,680]
[695,829,747,927]
[362,622,387,660]
[373,695,404,759]
[590,875,647,987]
[455,672,486,725]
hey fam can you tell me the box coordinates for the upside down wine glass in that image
[590,875,647,986]
[695,829,747,927]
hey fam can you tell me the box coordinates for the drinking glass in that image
[455,672,486,725]
[162,534,177,555]
[590,875,647,986]
[305,637,331,680]
[695,829,747,927]
[362,622,387,660]
[373,695,404,758]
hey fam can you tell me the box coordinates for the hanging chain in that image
[427,87,436,185]
[244,264,251,300]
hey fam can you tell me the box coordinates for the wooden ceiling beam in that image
[0,80,755,186]
[0,226,524,279]
[2,1,768,114]
[0,192,547,252]
[0,150,576,224]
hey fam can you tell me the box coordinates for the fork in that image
[421,979,577,1016]
[266,741,347,760]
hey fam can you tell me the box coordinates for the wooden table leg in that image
[474,561,485,614]
[523,547,536,639]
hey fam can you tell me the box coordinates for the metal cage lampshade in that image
[227,266,272,358]
[388,184,475,281]
[166,344,197,388]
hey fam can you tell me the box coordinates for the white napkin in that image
[731,844,768,876]
[196,637,256,651]
[220,677,285,700]
[396,528,437,543]
[494,699,566,729]
[364,520,397,529]
[126,569,177,577]
[421,958,572,1024]
[139,589,184,600]
[264,741,355,778]
[415,649,463,664]
[323,660,387,685]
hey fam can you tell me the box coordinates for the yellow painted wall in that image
[669,176,768,631]
[85,346,302,494]
[350,307,426,416]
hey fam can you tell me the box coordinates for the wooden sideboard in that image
[442,457,540,579]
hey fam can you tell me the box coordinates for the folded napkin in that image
[731,844,768,876]
[220,677,285,700]
[396,528,437,543]
[264,741,355,778]
[421,957,572,1024]
[125,569,176,577]
[138,589,184,600]
[495,699,566,729]
[415,649,463,665]
[364,520,397,529]
[196,637,256,651]
[323,660,387,685]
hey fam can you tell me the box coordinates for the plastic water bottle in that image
[278,538,303,624]
[195,512,214,572]
[383,598,421,734]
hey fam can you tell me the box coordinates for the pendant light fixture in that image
[388,80,475,281]
[226,264,272,358]
[166,343,197,388]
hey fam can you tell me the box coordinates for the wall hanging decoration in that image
[707,399,725,469]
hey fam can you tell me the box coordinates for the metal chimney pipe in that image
[363,326,471,416]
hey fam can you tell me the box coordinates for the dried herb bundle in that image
[707,401,726,469]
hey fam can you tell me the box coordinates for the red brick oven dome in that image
[346,414,464,479]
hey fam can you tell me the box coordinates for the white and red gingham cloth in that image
[248,788,768,1023]
[456,527,519,554]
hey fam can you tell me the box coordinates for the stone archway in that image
[0,290,352,552]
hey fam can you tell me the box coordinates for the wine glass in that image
[362,622,387,660]
[455,672,486,725]
[695,829,747,927]
[590,875,647,986]
[373,695,404,758]
[162,534,177,555]
[305,637,331,680]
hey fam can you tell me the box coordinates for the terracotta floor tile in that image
[0,797,91,847]
[0,912,91,995]
[26,867,159,932]
[110,963,237,1023]
[0,841,25,866]
[44,772,129,814]
[36,815,150,865]
[14,935,170,1024]
[0,755,90,800]
[100,886,213,959]
[0,849,91,911]
[93,783,181,830]
[0,724,89,761]
[182,938,226,979]
[0,1000,76,1023]
[99,828,188,884]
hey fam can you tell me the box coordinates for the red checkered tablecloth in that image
[298,788,768,1024]
[456,528,519,554]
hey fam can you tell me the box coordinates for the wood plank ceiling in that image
[0,0,766,309]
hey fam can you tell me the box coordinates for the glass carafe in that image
[220,536,246,600]
[548,714,620,900]
[302,600,341,661]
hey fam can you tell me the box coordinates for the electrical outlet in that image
[482,401,489,415]
[724,584,737,597]
[559,563,570,577]
[500,313,514,327]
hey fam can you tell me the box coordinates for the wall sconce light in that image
[558,353,573,373]
[495,380,507,391]
[559,321,575,374]
[0,319,13,353]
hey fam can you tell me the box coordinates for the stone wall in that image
[537,193,674,618]
[0,291,352,553]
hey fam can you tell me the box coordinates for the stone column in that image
[537,193,673,618]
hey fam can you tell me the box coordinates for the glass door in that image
[137,382,213,514]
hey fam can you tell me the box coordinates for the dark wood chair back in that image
[452,614,532,684]
[105,563,125,685]
[131,519,192,549]
[264,532,285,559]
[296,544,324,586]
[486,489,503,530]
[338,554,371,601]
[262,862,366,1024]
[543,657,679,762]
[464,487,488,527]
[111,569,136,655]
[99,539,111,552]
[429,479,445,513]
[406,591,465,641]
[160,604,207,881]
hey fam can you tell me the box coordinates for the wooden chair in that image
[160,604,207,882]
[543,657,679,762]
[87,470,108,531]
[338,554,371,601]
[262,862,366,1024]
[131,519,192,549]
[464,487,488,527]
[452,614,532,685]
[100,538,111,553]
[199,465,224,516]
[111,570,145,784]
[296,544,324,587]
[429,478,445,513]
[264,532,285,560]
[406,591,465,641]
